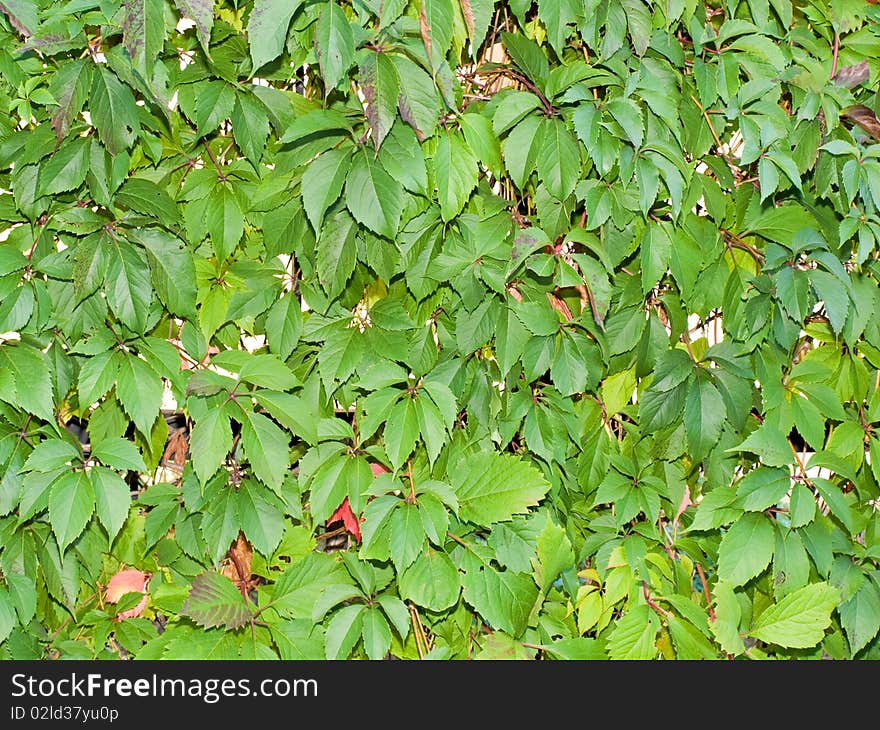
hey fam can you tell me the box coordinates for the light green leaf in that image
[383,396,418,470]
[750,582,840,649]
[684,375,725,460]
[711,581,746,656]
[717,512,774,587]
[451,452,550,525]
[460,562,538,636]
[398,549,460,611]
[607,605,660,659]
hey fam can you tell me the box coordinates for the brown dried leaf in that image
[220,533,252,588]
[842,104,880,142]
[833,61,869,89]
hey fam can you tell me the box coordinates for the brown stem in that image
[642,581,670,618]
[830,32,840,80]
[315,525,348,541]
[202,140,228,183]
[695,563,715,622]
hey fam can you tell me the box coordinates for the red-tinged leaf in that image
[104,568,149,619]
[181,572,254,630]
[459,0,474,36]
[370,462,390,478]
[328,497,362,542]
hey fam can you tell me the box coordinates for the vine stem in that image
[695,563,715,622]
[642,581,671,618]
[202,140,228,182]
[830,32,840,80]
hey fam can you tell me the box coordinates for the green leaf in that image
[749,582,840,649]
[206,186,244,263]
[181,572,254,630]
[231,91,269,165]
[398,548,460,611]
[460,113,503,179]
[130,228,197,320]
[383,396,418,470]
[91,437,147,472]
[302,147,351,233]
[451,452,550,525]
[116,355,163,438]
[315,2,354,92]
[0,344,54,422]
[48,471,95,553]
[265,294,303,361]
[389,502,424,572]
[534,519,574,592]
[716,512,774,587]
[91,466,131,542]
[190,407,232,484]
[237,408,290,493]
[433,130,479,222]
[711,581,746,656]
[684,375,725,460]
[316,209,358,298]
[839,578,880,656]
[729,421,795,467]
[78,352,119,407]
[324,603,364,659]
[460,562,538,636]
[420,0,454,67]
[22,439,80,472]
[90,68,140,155]
[345,148,402,239]
[247,0,303,71]
[607,605,660,659]
[39,139,89,196]
[116,179,181,227]
[536,117,581,200]
[172,0,213,56]
[271,553,353,619]
[359,50,400,150]
[105,237,152,333]
[735,466,791,512]
[237,479,284,556]
[0,587,14,645]
[361,606,392,659]
[121,0,166,81]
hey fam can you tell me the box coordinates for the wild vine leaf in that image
[451,452,550,525]
[247,0,303,71]
[181,572,254,630]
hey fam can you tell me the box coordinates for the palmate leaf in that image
[451,452,551,525]
[181,572,254,630]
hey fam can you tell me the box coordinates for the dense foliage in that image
[0,0,879,660]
